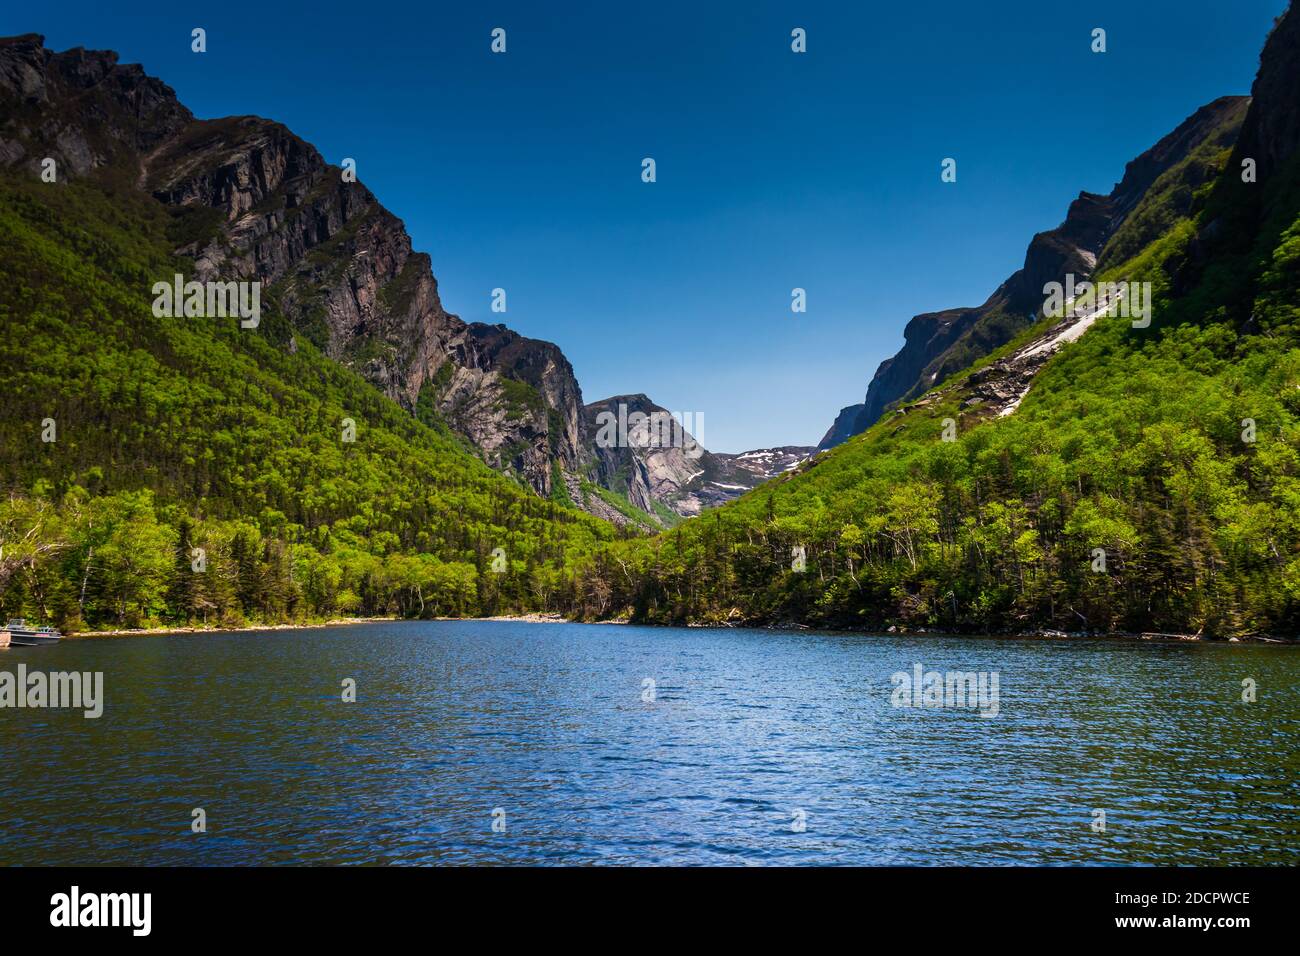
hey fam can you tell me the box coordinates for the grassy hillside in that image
[0,174,618,630]
[578,137,1300,637]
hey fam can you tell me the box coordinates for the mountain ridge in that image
[822,94,1252,447]
[0,34,616,512]
[0,33,800,527]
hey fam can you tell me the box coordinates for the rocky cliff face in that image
[1163,6,1300,314]
[821,95,1251,446]
[0,34,192,172]
[583,395,814,519]
[818,403,866,450]
[583,394,716,517]
[0,33,812,525]
[0,34,590,503]
[1229,8,1300,186]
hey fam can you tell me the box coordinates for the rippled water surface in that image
[2,621,1297,865]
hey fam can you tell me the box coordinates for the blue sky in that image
[5,0,1287,450]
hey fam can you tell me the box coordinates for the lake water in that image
[1,621,1297,865]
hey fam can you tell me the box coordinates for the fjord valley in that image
[2,0,1300,882]
[2,4,1300,643]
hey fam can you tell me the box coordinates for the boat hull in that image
[5,630,61,646]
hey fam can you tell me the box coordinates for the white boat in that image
[3,618,62,646]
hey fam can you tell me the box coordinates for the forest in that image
[0,175,620,630]
[570,142,1300,637]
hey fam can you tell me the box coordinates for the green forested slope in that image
[0,175,616,629]
[578,114,1300,637]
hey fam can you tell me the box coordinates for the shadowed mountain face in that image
[821,94,1251,447]
[1230,8,1300,186]
[817,402,866,450]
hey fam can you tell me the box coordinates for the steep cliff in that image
[822,95,1251,445]
[1230,8,1300,186]
[583,394,813,519]
[817,402,867,451]
[0,34,590,503]
[587,4,1300,636]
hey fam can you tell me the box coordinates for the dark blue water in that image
[1,621,1297,865]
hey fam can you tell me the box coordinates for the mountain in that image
[0,33,814,539]
[0,34,621,513]
[581,394,813,522]
[0,35,620,629]
[580,4,1300,637]
[7,5,1297,639]
[821,94,1251,446]
[0,29,816,633]
[713,446,815,489]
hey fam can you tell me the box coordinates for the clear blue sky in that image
[5,0,1287,451]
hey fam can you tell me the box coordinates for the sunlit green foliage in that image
[0,175,619,629]
[576,144,1300,637]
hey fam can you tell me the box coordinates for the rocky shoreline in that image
[63,612,591,638]
[68,616,400,638]
[679,621,1294,643]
